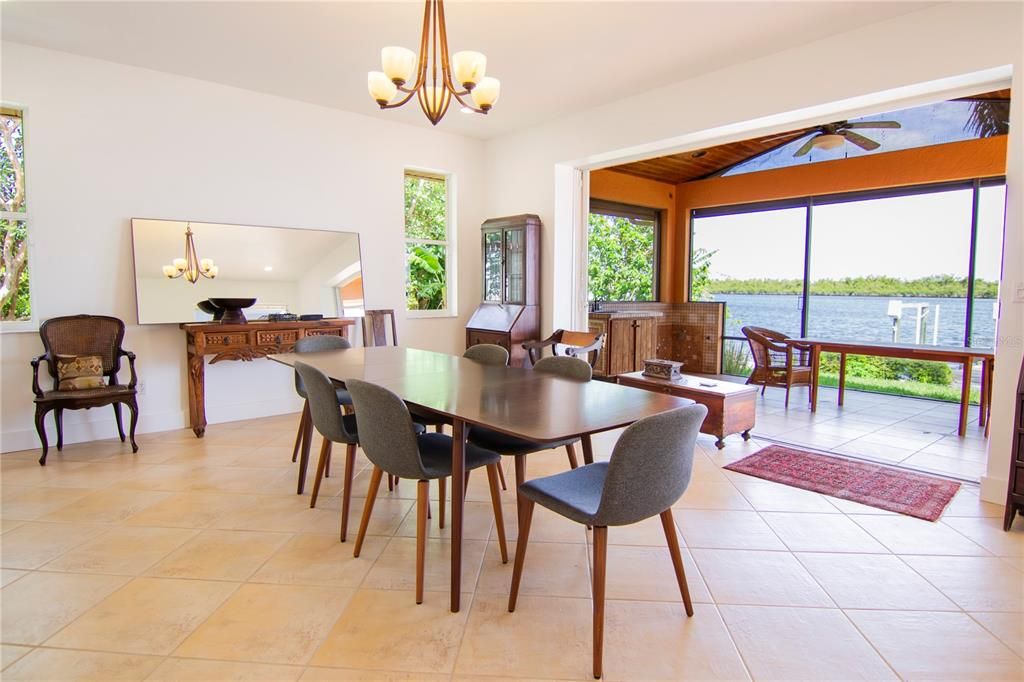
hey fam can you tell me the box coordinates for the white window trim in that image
[0,104,36,333]
[403,168,457,317]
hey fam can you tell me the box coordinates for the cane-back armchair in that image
[31,315,139,465]
[741,326,813,408]
[522,329,604,368]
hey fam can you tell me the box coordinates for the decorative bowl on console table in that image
[207,298,256,324]
[642,358,683,381]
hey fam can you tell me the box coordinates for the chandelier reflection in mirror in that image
[161,224,218,284]
[367,0,500,126]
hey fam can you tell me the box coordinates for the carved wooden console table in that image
[181,319,355,437]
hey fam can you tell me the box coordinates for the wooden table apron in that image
[784,339,995,437]
[269,346,692,613]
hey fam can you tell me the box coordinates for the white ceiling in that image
[2,1,926,139]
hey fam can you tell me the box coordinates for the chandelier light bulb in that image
[173,258,187,271]
[162,265,177,278]
[368,71,398,105]
[451,51,486,89]
[471,77,500,110]
[381,46,417,85]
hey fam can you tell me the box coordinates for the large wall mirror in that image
[131,218,365,324]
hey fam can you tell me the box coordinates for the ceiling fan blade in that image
[843,120,901,129]
[841,130,881,151]
[793,136,819,157]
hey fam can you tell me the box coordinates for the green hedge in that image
[818,352,952,385]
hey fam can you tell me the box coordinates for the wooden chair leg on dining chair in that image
[659,509,693,616]
[353,466,384,557]
[416,478,428,604]
[292,402,310,463]
[339,443,357,542]
[566,442,579,469]
[438,476,446,529]
[310,439,332,509]
[496,463,507,490]
[508,497,535,613]
[592,525,608,680]
[486,463,508,563]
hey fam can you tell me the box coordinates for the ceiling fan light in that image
[471,77,500,110]
[452,51,486,89]
[381,46,416,85]
[368,71,397,105]
[814,133,845,150]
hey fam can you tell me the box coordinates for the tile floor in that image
[1,413,1022,681]
[744,383,990,481]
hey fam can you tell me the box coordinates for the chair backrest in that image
[344,378,428,480]
[293,361,357,444]
[593,403,707,527]
[463,344,509,367]
[39,315,126,384]
[742,326,787,369]
[293,334,351,396]
[525,328,604,368]
[362,309,398,347]
[534,355,592,381]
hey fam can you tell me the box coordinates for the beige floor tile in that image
[604,602,750,681]
[43,526,197,575]
[394,499,497,541]
[723,473,841,513]
[0,648,163,680]
[1,645,32,671]
[719,604,897,680]
[145,529,291,581]
[795,553,957,610]
[455,593,591,680]
[0,568,27,587]
[311,588,470,673]
[175,583,353,665]
[673,481,753,511]
[147,657,305,681]
[1,486,93,520]
[498,502,588,544]
[604,543,712,604]
[0,571,130,644]
[602,513,686,547]
[123,491,257,528]
[761,512,889,553]
[942,516,1024,557]
[824,496,898,515]
[0,521,106,569]
[302,667,449,681]
[942,488,1004,517]
[901,555,1024,611]
[675,511,786,550]
[251,532,386,587]
[46,576,237,654]
[846,609,1024,680]
[850,514,990,555]
[690,549,834,607]
[476,540,590,599]
[39,488,173,524]
[1,518,26,534]
[363,536,488,594]
[971,611,1024,658]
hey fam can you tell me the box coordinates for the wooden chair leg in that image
[438,476,447,529]
[126,398,139,453]
[508,497,535,613]
[34,404,50,466]
[324,445,331,478]
[496,462,507,490]
[353,466,384,557]
[514,455,527,527]
[659,509,694,616]
[784,384,791,408]
[388,474,395,492]
[416,479,428,604]
[340,443,356,542]
[486,463,508,563]
[566,442,579,470]
[112,403,125,442]
[291,402,309,463]
[55,408,65,451]
[435,424,444,433]
[592,525,608,680]
[296,413,314,494]
[310,439,332,509]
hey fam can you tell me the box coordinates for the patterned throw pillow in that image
[56,354,105,390]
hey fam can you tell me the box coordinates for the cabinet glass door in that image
[483,230,503,303]
[504,228,525,304]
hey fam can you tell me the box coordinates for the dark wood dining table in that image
[269,346,692,612]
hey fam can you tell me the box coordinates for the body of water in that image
[713,294,997,349]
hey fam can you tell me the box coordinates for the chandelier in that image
[367,0,500,126]
[162,223,217,284]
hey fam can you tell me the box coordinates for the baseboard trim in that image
[979,474,1008,504]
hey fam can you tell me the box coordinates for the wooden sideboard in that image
[588,311,661,377]
[181,319,355,437]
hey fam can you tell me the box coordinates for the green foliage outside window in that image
[0,110,29,321]
[404,174,448,310]
[587,212,656,302]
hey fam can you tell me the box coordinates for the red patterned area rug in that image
[725,445,961,521]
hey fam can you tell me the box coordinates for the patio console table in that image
[784,338,995,437]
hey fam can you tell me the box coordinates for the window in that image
[0,106,29,323]
[588,200,659,302]
[404,171,452,313]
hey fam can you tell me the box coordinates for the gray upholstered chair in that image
[508,403,708,679]
[346,378,509,604]
[463,343,510,366]
[468,354,592,493]
[294,361,361,533]
[291,335,352,496]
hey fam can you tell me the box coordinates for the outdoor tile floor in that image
[1,412,1021,681]
[744,383,990,481]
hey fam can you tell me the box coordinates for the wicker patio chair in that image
[741,325,813,408]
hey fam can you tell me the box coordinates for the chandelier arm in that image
[401,0,432,92]
[380,89,420,109]
[450,90,486,113]
[437,0,457,92]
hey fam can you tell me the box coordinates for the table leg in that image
[581,434,595,465]
[838,353,847,407]
[186,348,207,437]
[809,346,821,413]
[958,358,973,437]
[450,418,466,613]
[979,358,990,427]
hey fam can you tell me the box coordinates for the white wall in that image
[481,2,1023,503]
[0,43,485,452]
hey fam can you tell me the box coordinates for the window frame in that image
[588,198,662,303]
[0,104,35,333]
[403,168,457,318]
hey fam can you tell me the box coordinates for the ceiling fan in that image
[766,120,902,157]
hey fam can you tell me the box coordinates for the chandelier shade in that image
[367,0,500,126]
